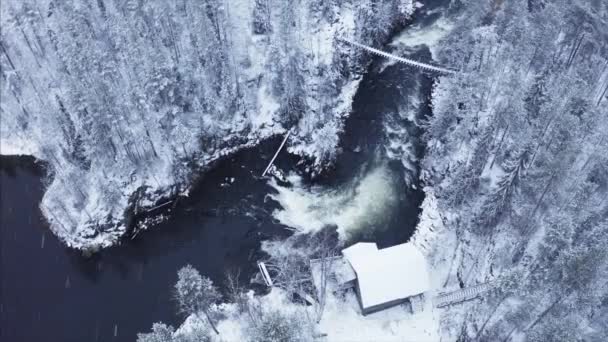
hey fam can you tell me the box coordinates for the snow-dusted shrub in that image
[247,308,313,342]
[137,323,175,342]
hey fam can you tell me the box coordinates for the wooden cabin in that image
[311,242,430,315]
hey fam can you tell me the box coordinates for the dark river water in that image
[0,3,447,341]
[1,149,291,342]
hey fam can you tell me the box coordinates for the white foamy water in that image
[383,77,423,186]
[268,165,399,241]
[391,16,454,59]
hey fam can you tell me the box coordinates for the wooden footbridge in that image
[434,282,494,308]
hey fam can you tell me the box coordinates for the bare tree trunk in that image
[501,326,518,342]
[0,42,17,70]
[529,172,556,219]
[21,28,42,68]
[597,82,608,106]
[524,296,565,332]
[528,114,556,167]
[525,46,539,77]
[203,309,220,335]
[489,124,509,169]
[475,294,509,340]
[566,34,585,69]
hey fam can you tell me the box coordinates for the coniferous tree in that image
[174,265,221,335]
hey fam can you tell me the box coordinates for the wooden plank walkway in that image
[262,129,291,177]
[435,282,493,308]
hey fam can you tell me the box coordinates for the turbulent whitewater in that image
[269,164,399,240]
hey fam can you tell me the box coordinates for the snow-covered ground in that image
[318,289,439,341]
[175,285,441,342]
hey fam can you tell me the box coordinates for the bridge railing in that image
[434,282,494,308]
[338,38,458,74]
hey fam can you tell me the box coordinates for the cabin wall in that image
[361,297,410,315]
[354,282,411,315]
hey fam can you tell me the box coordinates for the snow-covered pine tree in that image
[174,265,221,334]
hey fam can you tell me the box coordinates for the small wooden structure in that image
[261,129,291,177]
[310,242,431,315]
[258,262,273,286]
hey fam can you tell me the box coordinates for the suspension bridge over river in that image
[339,38,458,74]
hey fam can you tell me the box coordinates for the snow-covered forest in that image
[2,0,607,341]
[0,0,413,249]
[423,0,608,340]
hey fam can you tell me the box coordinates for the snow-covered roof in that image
[342,242,378,272]
[342,242,430,310]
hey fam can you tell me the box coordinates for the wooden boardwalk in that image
[435,282,493,308]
